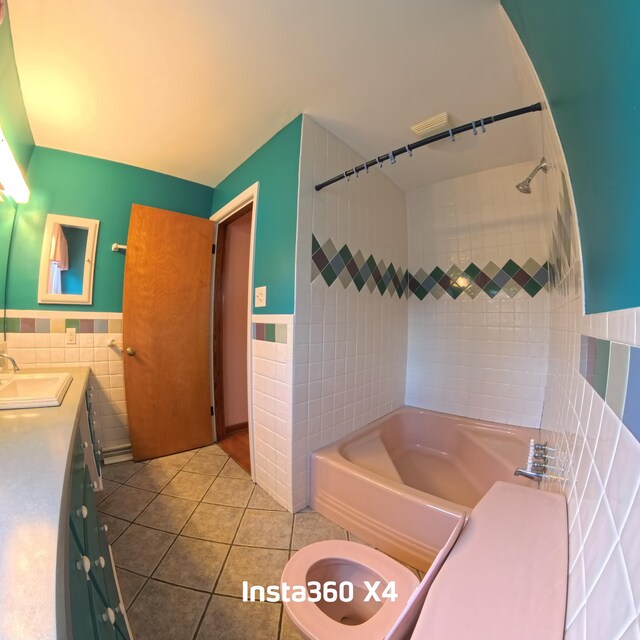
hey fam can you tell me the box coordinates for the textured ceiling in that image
[9,0,537,191]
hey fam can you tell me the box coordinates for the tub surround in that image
[0,366,90,640]
[311,406,535,570]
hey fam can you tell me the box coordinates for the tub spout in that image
[514,467,544,482]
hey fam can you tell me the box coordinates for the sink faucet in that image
[0,354,20,373]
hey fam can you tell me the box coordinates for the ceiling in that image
[9,0,537,192]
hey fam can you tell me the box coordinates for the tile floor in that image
[98,445,422,640]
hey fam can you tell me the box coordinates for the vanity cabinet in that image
[67,391,132,639]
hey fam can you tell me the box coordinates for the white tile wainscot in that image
[251,314,294,511]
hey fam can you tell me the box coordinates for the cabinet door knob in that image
[95,556,106,569]
[76,556,91,575]
[76,505,88,519]
[102,608,116,625]
[82,441,89,449]
[126,347,136,356]
[100,524,109,533]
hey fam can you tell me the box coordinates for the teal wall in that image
[211,116,302,315]
[1,4,35,310]
[501,0,640,313]
[7,147,214,311]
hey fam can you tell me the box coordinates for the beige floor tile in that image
[128,579,208,640]
[112,524,175,576]
[135,494,198,534]
[218,458,251,479]
[234,509,293,549]
[280,610,305,640]
[125,465,178,492]
[146,450,197,470]
[215,546,289,597]
[291,511,348,550]
[196,595,281,640]
[153,536,229,592]
[203,477,255,507]
[98,485,156,521]
[115,568,147,607]
[161,471,215,501]
[182,452,228,476]
[102,460,146,483]
[95,479,120,504]
[98,513,130,543]
[182,502,244,543]
[198,444,228,456]
[248,486,287,511]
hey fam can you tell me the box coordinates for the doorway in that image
[211,184,258,476]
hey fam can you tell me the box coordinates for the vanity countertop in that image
[0,366,90,640]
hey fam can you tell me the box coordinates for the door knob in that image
[126,347,136,356]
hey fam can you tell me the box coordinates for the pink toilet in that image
[281,482,567,640]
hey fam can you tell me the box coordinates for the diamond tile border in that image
[252,323,287,344]
[311,234,549,300]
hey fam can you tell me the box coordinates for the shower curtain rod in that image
[314,102,543,192]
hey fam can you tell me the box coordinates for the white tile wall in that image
[251,314,294,511]
[405,163,551,428]
[292,115,408,511]
[3,311,129,451]
[503,8,640,635]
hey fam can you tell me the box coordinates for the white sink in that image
[0,372,73,409]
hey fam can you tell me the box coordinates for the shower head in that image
[516,158,548,194]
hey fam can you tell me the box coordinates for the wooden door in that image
[123,204,214,460]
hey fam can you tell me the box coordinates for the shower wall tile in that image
[503,9,640,637]
[405,162,551,428]
[291,115,408,511]
[2,310,129,451]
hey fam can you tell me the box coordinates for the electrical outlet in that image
[255,286,267,308]
[65,327,77,345]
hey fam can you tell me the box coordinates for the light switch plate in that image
[65,327,77,345]
[255,286,267,308]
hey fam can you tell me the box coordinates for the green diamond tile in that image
[447,284,464,299]
[65,319,80,331]
[353,273,365,291]
[483,262,500,279]
[430,284,445,299]
[464,262,481,279]
[312,234,320,255]
[465,282,482,299]
[502,259,520,277]
[320,264,338,287]
[414,285,428,300]
[430,266,445,281]
[522,258,542,277]
[483,279,501,298]
[366,255,377,272]
[503,279,521,298]
[338,244,352,264]
[523,279,543,297]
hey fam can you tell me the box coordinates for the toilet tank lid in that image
[411,481,568,640]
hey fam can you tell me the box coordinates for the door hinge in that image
[210,406,214,416]
[212,244,216,254]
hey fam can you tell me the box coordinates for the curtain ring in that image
[405,145,413,158]
[472,121,477,136]
[480,118,486,133]
[388,150,396,164]
[448,129,455,142]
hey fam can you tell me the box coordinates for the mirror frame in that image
[37,213,100,305]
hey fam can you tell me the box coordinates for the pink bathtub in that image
[310,406,536,570]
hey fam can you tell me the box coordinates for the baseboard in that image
[103,443,133,464]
